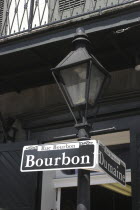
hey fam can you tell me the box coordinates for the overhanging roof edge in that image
[0,7,140,56]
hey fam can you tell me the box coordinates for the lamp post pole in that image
[75,109,91,210]
[77,168,90,210]
[77,125,90,210]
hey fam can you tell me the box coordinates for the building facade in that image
[0,0,140,209]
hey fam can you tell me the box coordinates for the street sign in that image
[20,140,97,172]
[98,141,126,186]
[20,139,126,186]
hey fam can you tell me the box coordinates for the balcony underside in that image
[0,4,140,94]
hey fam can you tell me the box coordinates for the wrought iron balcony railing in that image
[0,0,137,39]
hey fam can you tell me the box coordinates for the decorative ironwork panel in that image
[0,0,137,38]
[32,0,48,29]
[1,0,32,35]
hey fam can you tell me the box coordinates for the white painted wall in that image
[41,171,57,210]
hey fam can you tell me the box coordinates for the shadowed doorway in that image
[61,184,132,210]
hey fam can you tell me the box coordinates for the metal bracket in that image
[41,127,116,143]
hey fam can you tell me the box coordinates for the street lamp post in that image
[76,122,90,210]
[51,27,110,210]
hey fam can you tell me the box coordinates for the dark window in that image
[59,0,85,12]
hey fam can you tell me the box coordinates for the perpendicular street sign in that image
[20,140,98,172]
[20,139,126,186]
[98,141,126,186]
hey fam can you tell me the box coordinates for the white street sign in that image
[20,139,126,186]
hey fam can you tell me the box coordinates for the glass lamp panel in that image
[88,64,105,105]
[60,63,88,106]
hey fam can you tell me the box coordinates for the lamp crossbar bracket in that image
[41,127,116,143]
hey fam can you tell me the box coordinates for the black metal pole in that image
[28,0,34,31]
[77,125,90,210]
[77,169,90,210]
